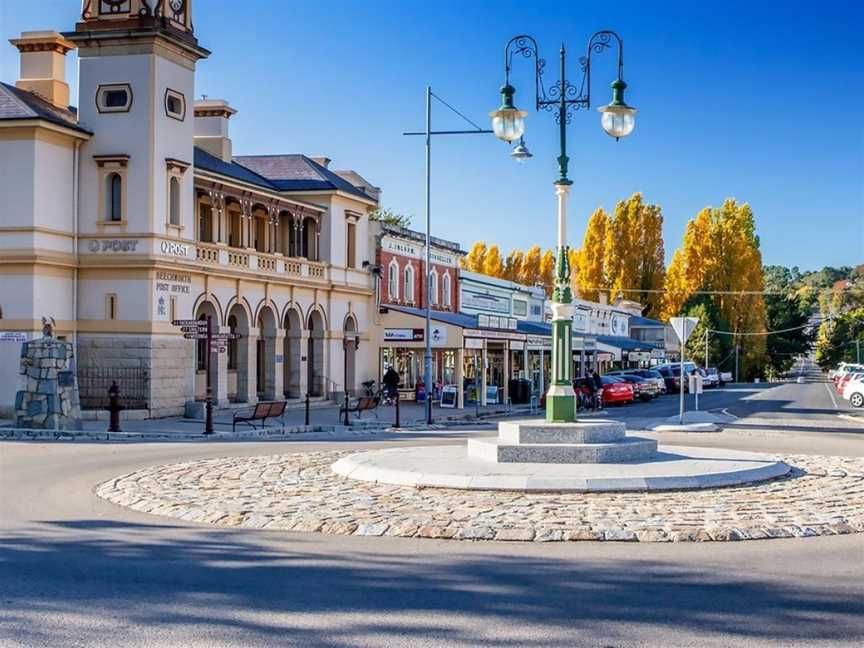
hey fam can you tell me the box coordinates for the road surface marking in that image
[824,383,839,410]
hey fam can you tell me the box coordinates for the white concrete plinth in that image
[331,444,791,492]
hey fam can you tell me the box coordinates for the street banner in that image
[670,316,699,343]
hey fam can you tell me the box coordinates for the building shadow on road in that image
[1,519,862,646]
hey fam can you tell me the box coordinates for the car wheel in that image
[851,392,864,408]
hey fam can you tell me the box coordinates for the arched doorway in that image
[283,307,302,398]
[256,305,277,400]
[307,309,325,397]
[343,315,358,396]
[194,301,220,402]
[226,303,250,402]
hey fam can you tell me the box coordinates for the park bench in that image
[339,395,380,419]
[232,400,287,432]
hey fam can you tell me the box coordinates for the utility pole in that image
[857,339,861,363]
[734,342,740,383]
[704,329,709,369]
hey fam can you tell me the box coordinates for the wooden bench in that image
[339,395,380,419]
[232,400,287,432]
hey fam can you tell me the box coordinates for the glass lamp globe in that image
[490,84,527,143]
[597,78,636,140]
[510,137,533,162]
[598,105,636,139]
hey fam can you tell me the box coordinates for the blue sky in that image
[2,0,862,271]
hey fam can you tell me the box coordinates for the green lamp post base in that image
[546,388,576,423]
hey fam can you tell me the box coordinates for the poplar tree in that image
[482,244,504,278]
[575,208,609,301]
[539,249,555,296]
[463,241,487,272]
[520,245,542,286]
[503,249,524,282]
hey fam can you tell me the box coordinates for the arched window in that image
[442,272,452,307]
[106,173,122,221]
[169,177,181,226]
[388,260,399,301]
[404,265,415,303]
[429,270,438,305]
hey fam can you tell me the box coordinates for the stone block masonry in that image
[15,336,82,430]
[77,335,195,418]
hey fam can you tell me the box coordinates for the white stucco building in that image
[0,1,379,417]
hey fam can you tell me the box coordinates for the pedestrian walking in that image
[382,366,400,405]
[591,369,604,411]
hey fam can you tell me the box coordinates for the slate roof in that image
[0,82,90,134]
[233,154,374,200]
[194,147,277,190]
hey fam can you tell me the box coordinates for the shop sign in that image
[430,325,448,346]
[464,338,483,349]
[572,309,590,332]
[160,240,190,257]
[510,340,525,350]
[155,272,192,320]
[87,239,140,252]
[651,348,665,358]
[610,313,629,337]
[462,289,510,314]
[384,328,424,342]
[627,351,651,361]
[0,332,27,342]
[440,385,458,408]
[465,329,525,341]
[486,385,499,404]
[526,335,552,350]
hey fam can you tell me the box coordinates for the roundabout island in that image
[95,418,864,543]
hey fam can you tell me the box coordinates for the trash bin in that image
[508,378,531,404]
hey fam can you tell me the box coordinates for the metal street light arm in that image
[503,34,546,111]
[576,30,625,111]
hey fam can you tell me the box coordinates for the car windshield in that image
[601,376,622,385]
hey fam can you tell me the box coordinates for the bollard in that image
[304,392,310,426]
[107,381,122,433]
[343,391,350,426]
[394,391,400,429]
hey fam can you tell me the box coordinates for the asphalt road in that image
[1,381,863,647]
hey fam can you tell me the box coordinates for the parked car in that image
[833,364,864,384]
[842,378,864,408]
[655,365,681,393]
[610,368,667,394]
[837,372,864,395]
[657,363,699,392]
[615,374,659,401]
[704,367,722,388]
[600,375,635,405]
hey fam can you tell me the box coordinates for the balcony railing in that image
[192,242,332,283]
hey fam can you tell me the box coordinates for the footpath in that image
[0,400,538,442]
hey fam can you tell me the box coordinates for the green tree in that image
[369,207,412,228]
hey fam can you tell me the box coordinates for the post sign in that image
[670,316,699,343]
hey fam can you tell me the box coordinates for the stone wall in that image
[15,337,82,430]
[77,334,194,418]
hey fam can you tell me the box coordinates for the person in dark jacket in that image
[382,366,400,400]
[591,370,604,410]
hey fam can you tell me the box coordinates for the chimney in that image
[310,156,331,169]
[9,31,76,109]
[194,99,237,162]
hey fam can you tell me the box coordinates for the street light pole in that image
[491,32,636,423]
[404,90,493,425]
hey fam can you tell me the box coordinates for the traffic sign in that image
[172,319,202,326]
[183,332,241,340]
[183,333,209,340]
[180,325,207,333]
[670,316,699,343]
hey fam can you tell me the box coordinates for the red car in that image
[601,375,635,405]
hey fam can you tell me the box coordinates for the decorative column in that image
[546,181,576,422]
[456,346,465,409]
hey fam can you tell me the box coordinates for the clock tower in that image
[66,0,209,240]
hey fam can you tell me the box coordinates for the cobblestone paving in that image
[96,450,864,542]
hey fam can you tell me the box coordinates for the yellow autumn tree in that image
[539,249,555,295]
[463,241,487,273]
[503,249,524,282]
[519,245,542,286]
[636,202,666,317]
[575,208,610,301]
[605,194,642,302]
[482,244,504,278]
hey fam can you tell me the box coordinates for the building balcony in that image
[194,242,339,285]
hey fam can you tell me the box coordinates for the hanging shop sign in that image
[464,338,483,350]
[384,328,424,342]
[510,340,525,350]
[0,332,27,342]
[430,325,448,346]
[526,335,552,350]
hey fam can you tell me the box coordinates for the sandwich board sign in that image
[670,317,699,344]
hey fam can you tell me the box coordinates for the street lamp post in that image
[491,32,636,422]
